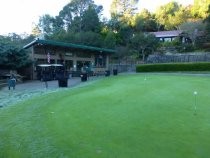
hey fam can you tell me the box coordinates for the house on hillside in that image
[23,39,116,80]
[150,30,191,43]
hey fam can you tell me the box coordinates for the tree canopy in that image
[193,0,210,18]
[130,33,159,61]
[155,2,192,30]
[0,42,31,70]
[1,0,210,69]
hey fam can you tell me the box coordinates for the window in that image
[65,52,74,57]
[95,54,106,67]
[76,52,91,58]
[77,61,91,71]
[65,60,73,71]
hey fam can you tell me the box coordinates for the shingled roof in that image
[23,39,116,54]
[150,30,183,38]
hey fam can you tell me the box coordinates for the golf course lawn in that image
[1,74,210,158]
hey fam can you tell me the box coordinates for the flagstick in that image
[193,91,197,115]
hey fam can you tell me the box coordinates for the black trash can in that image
[80,73,88,82]
[58,78,68,87]
[105,70,110,77]
[113,69,118,76]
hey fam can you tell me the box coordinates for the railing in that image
[109,64,136,72]
[92,67,106,75]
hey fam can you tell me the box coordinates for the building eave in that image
[23,39,116,54]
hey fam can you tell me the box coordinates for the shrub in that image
[136,62,210,72]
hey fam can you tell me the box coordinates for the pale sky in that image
[0,0,193,35]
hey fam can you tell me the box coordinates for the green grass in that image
[1,74,210,158]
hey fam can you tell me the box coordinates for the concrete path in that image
[0,77,99,108]
[0,73,128,108]
[1,77,82,91]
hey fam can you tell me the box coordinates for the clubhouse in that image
[23,39,116,80]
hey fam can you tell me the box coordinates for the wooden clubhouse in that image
[23,39,116,80]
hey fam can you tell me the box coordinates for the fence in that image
[147,53,210,63]
[109,64,136,73]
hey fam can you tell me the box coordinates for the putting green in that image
[1,74,210,158]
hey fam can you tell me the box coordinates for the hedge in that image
[136,62,210,72]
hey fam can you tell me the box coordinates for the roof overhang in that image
[23,39,116,54]
[37,64,51,67]
[37,64,64,67]
[150,30,184,38]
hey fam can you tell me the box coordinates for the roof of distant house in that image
[150,30,184,38]
[23,39,116,54]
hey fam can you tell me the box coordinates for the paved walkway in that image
[1,77,82,91]
[0,77,98,108]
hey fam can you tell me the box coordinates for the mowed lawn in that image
[1,74,210,158]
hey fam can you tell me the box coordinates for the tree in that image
[205,12,210,42]
[107,19,134,46]
[110,0,139,17]
[80,5,102,33]
[52,16,65,34]
[36,0,104,47]
[113,46,130,62]
[130,33,159,62]
[168,6,192,30]
[110,0,139,25]
[0,43,31,70]
[0,33,33,48]
[118,23,134,45]
[179,20,206,46]
[134,9,158,32]
[38,14,55,36]
[155,2,190,30]
[31,24,42,37]
[74,31,103,47]
[203,5,210,49]
[192,0,210,19]
[103,31,117,49]
[58,0,95,32]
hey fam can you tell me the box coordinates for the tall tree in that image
[108,0,139,46]
[110,0,139,25]
[37,0,103,46]
[81,5,102,32]
[58,0,95,32]
[179,20,206,46]
[130,33,159,62]
[0,42,31,70]
[107,18,134,46]
[155,1,190,30]
[31,24,42,37]
[168,6,192,30]
[134,9,158,32]
[103,31,117,49]
[204,5,210,47]
[192,0,210,19]
[110,0,138,16]
[38,14,56,37]
[75,31,103,46]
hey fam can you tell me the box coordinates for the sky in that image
[0,0,193,35]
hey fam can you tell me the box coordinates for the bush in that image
[136,62,210,72]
